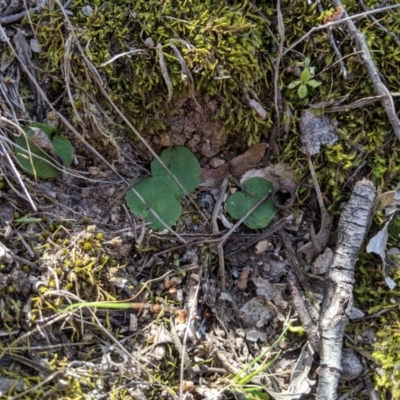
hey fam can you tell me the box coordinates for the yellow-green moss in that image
[30,0,278,146]
[353,245,400,398]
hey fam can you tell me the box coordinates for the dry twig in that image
[269,0,285,152]
[297,149,332,262]
[317,179,375,399]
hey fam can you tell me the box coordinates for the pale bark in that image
[316,179,376,399]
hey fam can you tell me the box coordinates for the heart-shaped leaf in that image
[15,124,74,178]
[126,176,182,231]
[151,146,200,196]
[52,135,74,167]
[15,134,61,179]
[29,122,57,138]
[226,177,278,229]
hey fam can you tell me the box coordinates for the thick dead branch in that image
[332,0,400,141]
[317,179,376,399]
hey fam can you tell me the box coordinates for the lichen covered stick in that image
[317,179,376,399]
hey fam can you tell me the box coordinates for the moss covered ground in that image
[1,0,400,398]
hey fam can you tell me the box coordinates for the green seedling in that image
[126,146,200,231]
[14,215,42,224]
[230,322,291,399]
[287,57,322,99]
[15,123,74,179]
[226,177,278,229]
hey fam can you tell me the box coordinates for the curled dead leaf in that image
[199,163,230,188]
[241,163,297,192]
[255,240,272,254]
[230,143,268,178]
[199,143,268,188]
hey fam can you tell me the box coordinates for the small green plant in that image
[15,123,74,179]
[125,146,200,231]
[229,321,291,399]
[226,177,278,229]
[287,57,322,99]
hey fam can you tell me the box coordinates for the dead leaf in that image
[237,266,251,291]
[182,381,195,393]
[255,240,272,254]
[199,143,268,188]
[311,247,333,275]
[239,297,274,327]
[175,309,187,324]
[241,163,297,191]
[376,189,400,211]
[230,143,268,178]
[30,127,54,152]
[199,163,229,188]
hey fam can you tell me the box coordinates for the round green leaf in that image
[52,135,74,167]
[125,176,182,231]
[151,146,200,196]
[298,84,308,99]
[15,135,61,179]
[226,178,278,230]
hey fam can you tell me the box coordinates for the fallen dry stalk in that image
[317,179,376,399]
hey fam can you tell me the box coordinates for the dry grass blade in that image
[178,270,202,399]
[268,0,285,153]
[156,43,173,104]
[0,117,37,210]
[100,48,149,67]
[169,41,201,109]
[274,0,285,129]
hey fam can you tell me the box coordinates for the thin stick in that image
[211,175,230,291]
[0,139,37,211]
[271,0,285,143]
